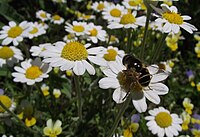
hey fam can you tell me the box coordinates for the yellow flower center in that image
[8,26,23,38]
[72,25,85,32]
[25,66,42,79]
[61,41,88,61]
[110,8,121,17]
[103,49,118,61]
[83,15,91,19]
[0,95,12,113]
[158,63,166,70]
[155,112,172,128]
[0,47,14,59]
[97,3,105,10]
[89,28,98,36]
[162,12,183,25]
[40,13,47,18]
[120,13,136,25]
[29,27,39,34]
[53,15,61,20]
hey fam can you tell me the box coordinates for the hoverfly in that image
[122,54,152,87]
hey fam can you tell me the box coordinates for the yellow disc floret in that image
[120,13,136,25]
[162,12,183,25]
[0,95,12,113]
[40,13,47,18]
[97,3,105,10]
[8,26,23,38]
[0,47,14,59]
[25,66,43,79]
[53,15,61,20]
[61,41,88,61]
[72,25,85,32]
[155,112,172,128]
[103,49,117,61]
[89,28,98,36]
[110,8,121,17]
[29,27,39,34]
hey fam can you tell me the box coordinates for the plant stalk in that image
[74,75,82,121]
[107,95,132,137]
[150,33,168,63]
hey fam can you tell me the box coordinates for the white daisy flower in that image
[12,58,52,85]
[39,22,49,30]
[36,10,51,22]
[0,46,23,67]
[90,46,125,67]
[30,43,52,57]
[91,1,110,12]
[41,41,104,75]
[145,107,182,137]
[99,60,169,113]
[107,11,146,29]
[27,22,46,39]
[51,14,64,24]
[0,21,30,46]
[65,21,90,36]
[102,4,127,22]
[87,23,107,43]
[0,90,16,117]
[153,4,197,34]
[78,14,95,21]
[122,0,142,10]
[63,33,78,42]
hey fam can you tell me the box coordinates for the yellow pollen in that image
[83,15,91,19]
[8,26,23,38]
[89,28,98,36]
[120,13,136,24]
[110,8,121,17]
[97,3,105,10]
[25,66,42,79]
[103,49,118,61]
[61,41,88,61]
[0,47,14,59]
[155,112,172,128]
[162,12,183,25]
[72,25,85,32]
[53,15,61,20]
[158,63,166,70]
[0,95,12,113]
[40,13,47,18]
[29,27,38,34]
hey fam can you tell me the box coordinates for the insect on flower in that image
[118,54,153,100]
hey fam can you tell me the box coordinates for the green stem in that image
[150,33,168,64]
[126,29,132,53]
[139,8,152,61]
[0,101,41,135]
[107,95,132,137]
[35,84,53,117]
[74,75,82,121]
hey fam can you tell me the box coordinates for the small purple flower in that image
[0,88,4,95]
[193,114,200,120]
[186,70,194,81]
[131,114,140,123]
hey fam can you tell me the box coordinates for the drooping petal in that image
[112,88,127,103]
[144,91,160,104]
[132,97,147,113]
[82,60,95,75]
[73,61,85,75]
